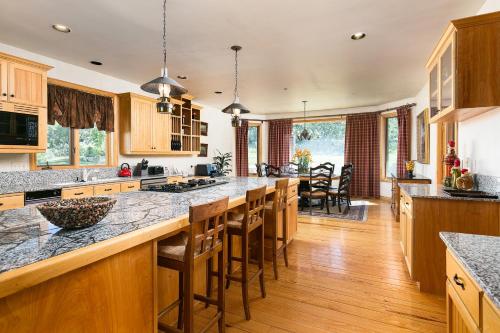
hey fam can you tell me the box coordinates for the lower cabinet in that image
[61,186,94,199]
[0,193,24,211]
[399,192,413,277]
[445,250,499,333]
[286,194,298,241]
[61,181,141,199]
[120,181,141,192]
[94,183,121,195]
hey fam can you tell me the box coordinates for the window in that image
[385,117,398,178]
[291,120,346,167]
[248,123,261,174]
[35,124,109,168]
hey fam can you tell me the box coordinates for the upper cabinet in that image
[426,11,500,123]
[0,52,51,153]
[118,93,201,155]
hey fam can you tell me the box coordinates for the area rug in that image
[298,200,368,222]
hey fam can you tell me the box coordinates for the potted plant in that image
[292,149,312,174]
[213,150,233,176]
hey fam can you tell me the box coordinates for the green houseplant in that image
[213,150,233,176]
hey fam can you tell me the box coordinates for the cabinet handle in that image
[10,94,14,98]
[74,192,84,195]
[0,203,3,206]
[1,93,6,96]
[453,274,465,290]
[104,188,112,192]
[127,185,135,189]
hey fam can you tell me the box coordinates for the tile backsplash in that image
[475,174,500,193]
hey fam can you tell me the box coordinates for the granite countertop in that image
[0,177,283,275]
[440,232,500,308]
[0,174,169,195]
[390,173,431,181]
[399,183,500,202]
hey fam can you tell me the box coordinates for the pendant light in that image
[140,0,187,113]
[222,45,250,127]
[296,101,312,141]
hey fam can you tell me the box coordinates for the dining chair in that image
[256,163,268,177]
[330,165,354,213]
[266,164,282,177]
[157,196,229,333]
[300,165,333,215]
[281,162,299,178]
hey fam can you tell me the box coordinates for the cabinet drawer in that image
[167,176,183,184]
[446,250,481,326]
[61,186,94,199]
[94,183,121,195]
[120,181,141,192]
[0,193,24,211]
[287,185,298,199]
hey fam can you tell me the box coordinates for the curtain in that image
[344,113,380,198]
[48,84,114,132]
[235,120,249,176]
[268,119,292,167]
[396,106,411,177]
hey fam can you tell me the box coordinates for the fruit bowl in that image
[37,197,116,229]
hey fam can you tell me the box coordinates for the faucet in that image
[82,169,98,182]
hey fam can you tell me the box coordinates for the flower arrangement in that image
[292,149,312,173]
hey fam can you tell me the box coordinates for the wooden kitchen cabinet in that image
[0,60,7,102]
[61,186,94,199]
[0,193,24,211]
[286,193,298,241]
[483,295,500,333]
[8,62,47,107]
[120,181,141,192]
[399,192,414,277]
[426,11,500,123]
[94,183,121,195]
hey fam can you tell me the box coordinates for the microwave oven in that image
[0,110,39,146]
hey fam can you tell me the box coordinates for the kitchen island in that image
[0,177,299,332]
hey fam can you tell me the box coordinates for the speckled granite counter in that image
[0,177,288,275]
[399,183,500,202]
[0,174,168,195]
[440,232,500,308]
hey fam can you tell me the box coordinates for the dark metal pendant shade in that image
[140,76,187,96]
[222,101,250,114]
[296,100,312,141]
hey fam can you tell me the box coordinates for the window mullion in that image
[72,128,80,167]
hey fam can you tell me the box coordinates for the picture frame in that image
[199,143,208,157]
[417,108,430,164]
[200,122,208,136]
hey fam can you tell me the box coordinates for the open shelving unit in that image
[168,94,201,154]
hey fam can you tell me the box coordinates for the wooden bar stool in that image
[226,186,267,320]
[157,196,229,333]
[264,178,289,279]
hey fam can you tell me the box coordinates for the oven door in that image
[0,111,39,146]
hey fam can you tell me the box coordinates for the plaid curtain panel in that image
[344,113,380,198]
[268,119,292,167]
[235,120,249,176]
[397,106,411,177]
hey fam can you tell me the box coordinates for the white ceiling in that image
[0,0,485,114]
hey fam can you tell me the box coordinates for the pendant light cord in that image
[303,101,307,130]
[162,0,167,74]
[234,48,239,101]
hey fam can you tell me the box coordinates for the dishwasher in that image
[25,189,62,205]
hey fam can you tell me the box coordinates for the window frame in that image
[380,111,399,181]
[247,121,262,175]
[29,78,118,170]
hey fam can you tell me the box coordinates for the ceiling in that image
[0,0,485,114]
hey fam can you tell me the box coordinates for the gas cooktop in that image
[143,179,228,193]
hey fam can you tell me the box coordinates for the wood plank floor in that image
[191,199,447,332]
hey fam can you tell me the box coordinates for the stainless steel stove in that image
[143,178,228,193]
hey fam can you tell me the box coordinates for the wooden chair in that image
[264,178,289,279]
[300,165,333,215]
[256,163,268,177]
[319,162,335,176]
[157,196,229,333]
[330,165,354,213]
[266,164,282,177]
[226,186,267,320]
[280,162,299,178]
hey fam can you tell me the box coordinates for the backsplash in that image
[475,174,500,193]
[0,167,119,191]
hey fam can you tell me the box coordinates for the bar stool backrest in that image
[244,186,267,230]
[188,196,229,259]
[272,178,289,212]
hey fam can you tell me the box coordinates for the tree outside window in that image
[385,117,399,178]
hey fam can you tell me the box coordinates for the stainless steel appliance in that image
[0,110,38,146]
[143,178,228,193]
[148,166,164,175]
[194,164,216,177]
[140,177,168,190]
[25,189,61,205]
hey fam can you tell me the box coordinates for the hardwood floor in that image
[190,199,447,332]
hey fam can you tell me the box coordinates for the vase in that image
[298,163,309,174]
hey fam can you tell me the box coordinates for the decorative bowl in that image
[37,197,116,229]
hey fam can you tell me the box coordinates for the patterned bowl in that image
[37,197,116,229]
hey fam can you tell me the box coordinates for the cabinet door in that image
[152,112,171,152]
[286,195,298,241]
[8,62,47,107]
[0,60,7,102]
[440,40,455,113]
[446,281,478,333]
[400,197,407,255]
[429,64,439,118]
[130,98,153,152]
[406,210,413,277]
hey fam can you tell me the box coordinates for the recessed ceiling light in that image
[214,91,223,94]
[90,61,103,66]
[284,88,288,91]
[351,32,366,40]
[52,24,71,33]
[177,75,187,80]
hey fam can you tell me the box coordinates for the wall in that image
[0,42,235,175]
